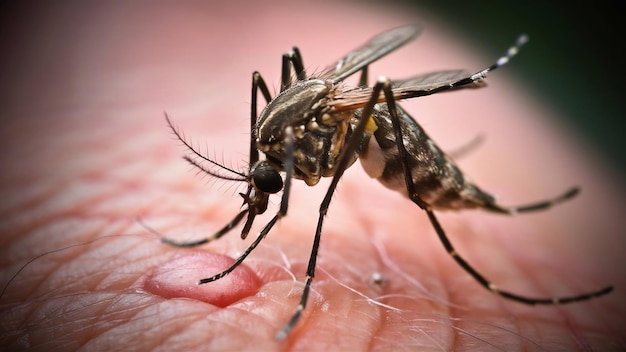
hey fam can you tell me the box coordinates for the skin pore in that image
[1,1,624,350]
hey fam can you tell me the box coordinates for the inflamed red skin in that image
[143,251,262,307]
[1,1,624,351]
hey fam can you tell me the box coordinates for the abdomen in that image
[358,104,497,211]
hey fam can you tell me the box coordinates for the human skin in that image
[1,1,624,351]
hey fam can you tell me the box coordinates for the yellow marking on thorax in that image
[365,116,378,134]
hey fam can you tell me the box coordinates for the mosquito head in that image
[249,160,283,194]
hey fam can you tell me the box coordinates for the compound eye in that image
[251,161,283,193]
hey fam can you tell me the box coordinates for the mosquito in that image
[162,25,613,340]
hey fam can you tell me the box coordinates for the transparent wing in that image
[391,69,483,90]
[319,25,422,83]
[330,69,486,111]
[330,33,528,112]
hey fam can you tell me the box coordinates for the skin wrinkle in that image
[98,295,176,348]
[459,321,521,351]
[0,183,60,239]
[499,301,525,350]
[371,234,462,348]
[184,310,270,350]
[221,304,275,336]
[117,301,174,347]
[1,204,61,258]
[366,236,453,349]
[122,296,200,349]
[4,226,159,348]
[364,290,390,350]
[3,181,127,265]
[467,313,547,349]
[108,299,200,350]
[78,295,161,350]
[16,294,111,349]
[5,234,93,305]
[87,240,147,291]
[452,305,520,350]
[55,303,115,350]
[322,282,377,349]
[35,238,122,300]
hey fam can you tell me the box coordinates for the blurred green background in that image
[405,1,624,175]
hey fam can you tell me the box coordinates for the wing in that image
[391,69,484,90]
[330,69,486,112]
[319,25,422,83]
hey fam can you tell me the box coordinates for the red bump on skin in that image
[143,251,262,307]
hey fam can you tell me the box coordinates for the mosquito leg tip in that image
[600,286,614,295]
[275,329,289,341]
[565,186,581,198]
